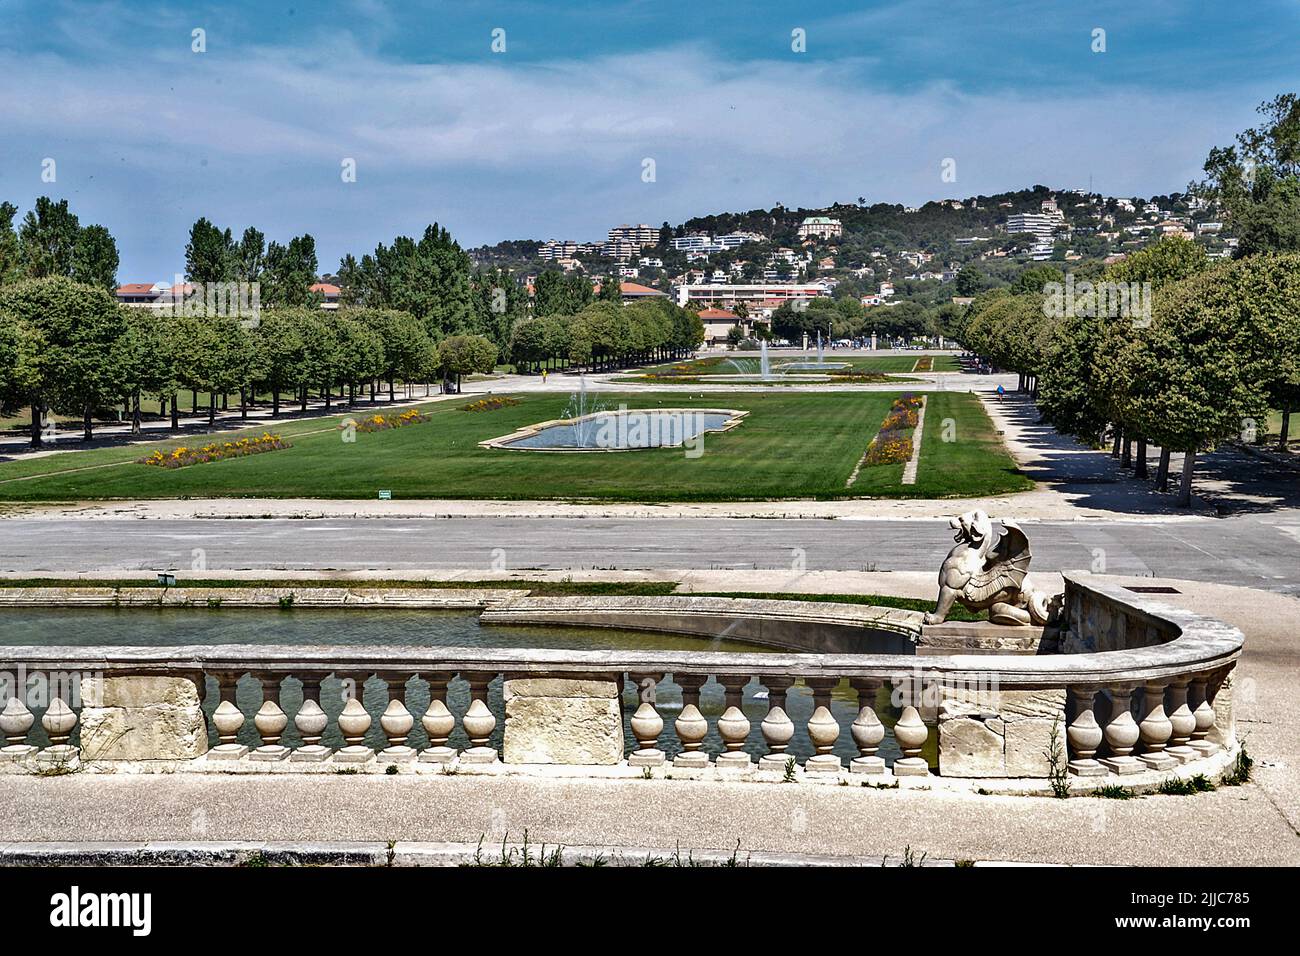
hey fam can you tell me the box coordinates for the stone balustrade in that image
[0,573,1243,788]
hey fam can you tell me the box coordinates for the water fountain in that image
[759,338,771,382]
[560,375,607,448]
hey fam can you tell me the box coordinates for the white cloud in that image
[0,39,1271,275]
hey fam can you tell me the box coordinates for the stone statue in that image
[923,510,1061,626]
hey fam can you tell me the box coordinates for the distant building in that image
[310,282,341,309]
[607,224,659,249]
[673,281,832,309]
[617,281,669,302]
[796,217,843,240]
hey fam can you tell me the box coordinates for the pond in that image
[0,607,907,765]
[491,409,741,451]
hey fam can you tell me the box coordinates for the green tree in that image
[263,234,319,307]
[437,333,497,391]
[1121,255,1296,506]
[185,217,235,284]
[1196,93,1300,256]
[0,202,23,285]
[0,276,126,443]
[71,224,119,291]
[18,197,81,279]
[252,309,307,417]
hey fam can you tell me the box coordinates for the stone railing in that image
[0,573,1243,787]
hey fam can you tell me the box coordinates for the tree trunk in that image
[300,385,308,414]
[1121,437,1132,468]
[324,383,332,410]
[1280,408,1292,451]
[272,389,281,419]
[389,379,395,402]
[221,393,228,412]
[30,402,42,448]
[240,387,248,420]
[209,396,216,426]
[369,380,376,402]
[192,389,198,414]
[1177,450,1195,508]
[1135,439,1148,479]
[132,391,142,435]
[83,403,93,442]
[1156,448,1171,491]
[171,393,179,431]
[1110,429,1122,458]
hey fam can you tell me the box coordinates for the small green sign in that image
[378,490,392,500]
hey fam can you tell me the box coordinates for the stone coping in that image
[0,586,520,609]
[0,573,1242,689]
[477,407,748,452]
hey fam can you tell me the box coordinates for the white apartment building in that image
[673,281,832,309]
[607,223,658,248]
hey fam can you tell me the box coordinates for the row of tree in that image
[508,298,704,373]
[955,237,1300,505]
[0,277,498,446]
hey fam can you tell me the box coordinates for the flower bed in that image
[860,395,923,466]
[138,433,291,469]
[863,429,913,465]
[459,397,521,413]
[348,409,432,432]
[913,356,933,372]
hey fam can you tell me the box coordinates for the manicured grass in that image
[0,390,1029,501]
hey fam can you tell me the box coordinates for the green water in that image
[0,608,904,764]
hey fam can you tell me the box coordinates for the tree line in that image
[0,277,497,446]
[954,95,1300,507]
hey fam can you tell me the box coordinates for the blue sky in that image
[1,0,1296,279]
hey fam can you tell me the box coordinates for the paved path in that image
[3,514,1300,593]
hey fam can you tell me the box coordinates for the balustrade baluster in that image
[1164,677,1197,764]
[335,672,375,764]
[805,677,842,772]
[715,674,752,770]
[251,675,290,761]
[1137,681,1178,770]
[1188,675,1220,758]
[1066,686,1106,776]
[1099,684,1142,775]
[672,673,710,769]
[208,672,248,760]
[891,674,930,776]
[758,676,796,772]
[849,678,885,775]
[628,674,666,767]
[419,672,457,764]
[291,675,331,762]
[378,674,416,764]
[0,693,37,762]
[459,674,498,764]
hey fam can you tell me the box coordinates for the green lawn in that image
[0,390,1030,501]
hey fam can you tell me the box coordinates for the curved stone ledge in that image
[0,571,1245,783]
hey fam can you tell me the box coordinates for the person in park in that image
[996,384,1005,403]
[541,368,547,384]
